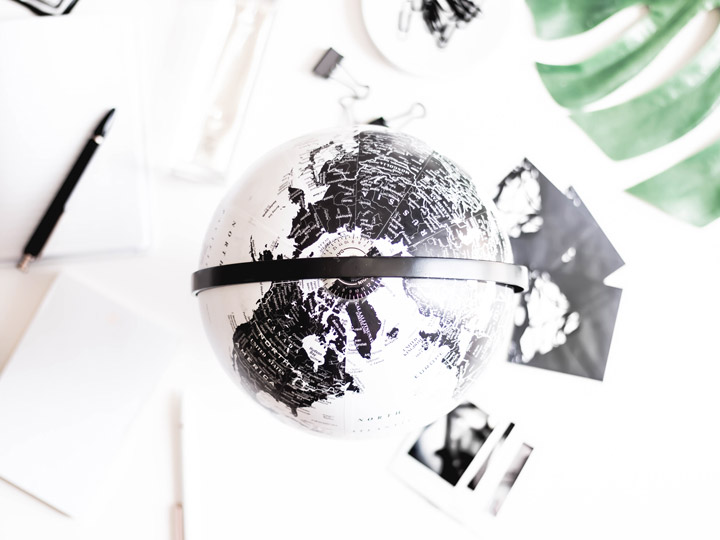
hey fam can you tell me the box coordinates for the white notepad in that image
[0,274,176,517]
[0,15,150,263]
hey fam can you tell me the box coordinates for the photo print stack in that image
[493,159,625,380]
[392,402,533,532]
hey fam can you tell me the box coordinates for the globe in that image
[193,126,520,437]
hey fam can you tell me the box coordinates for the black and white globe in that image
[195,127,517,437]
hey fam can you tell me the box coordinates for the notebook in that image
[0,273,176,517]
[0,15,150,263]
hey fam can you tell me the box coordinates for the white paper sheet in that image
[0,15,150,263]
[0,273,176,517]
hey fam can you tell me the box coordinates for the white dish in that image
[361,0,515,76]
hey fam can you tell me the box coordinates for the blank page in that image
[0,274,175,516]
[0,15,150,262]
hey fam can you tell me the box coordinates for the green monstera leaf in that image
[527,0,720,226]
[571,27,720,160]
[529,0,718,109]
[627,139,720,226]
[527,0,643,40]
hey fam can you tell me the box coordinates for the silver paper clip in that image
[367,103,427,130]
[413,0,484,48]
[398,0,424,35]
[313,48,370,123]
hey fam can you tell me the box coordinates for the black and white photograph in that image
[408,402,494,486]
[467,423,514,490]
[493,160,624,380]
[488,443,534,516]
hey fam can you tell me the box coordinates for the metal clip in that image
[398,0,424,35]
[313,48,370,100]
[313,48,370,123]
[367,103,427,130]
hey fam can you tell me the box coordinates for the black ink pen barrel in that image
[20,139,98,258]
[17,108,115,272]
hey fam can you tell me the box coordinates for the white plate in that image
[361,0,515,76]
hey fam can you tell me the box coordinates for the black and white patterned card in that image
[493,159,624,380]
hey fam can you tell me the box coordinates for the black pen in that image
[17,108,116,272]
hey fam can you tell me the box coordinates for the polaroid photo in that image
[392,402,535,534]
[488,443,534,516]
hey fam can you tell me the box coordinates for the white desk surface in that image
[1,1,719,539]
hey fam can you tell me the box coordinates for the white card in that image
[0,274,176,517]
[0,15,150,263]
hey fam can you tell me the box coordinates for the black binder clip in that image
[313,48,370,100]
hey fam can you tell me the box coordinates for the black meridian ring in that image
[192,257,528,296]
